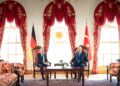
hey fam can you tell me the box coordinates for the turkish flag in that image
[30,25,37,49]
[83,25,92,60]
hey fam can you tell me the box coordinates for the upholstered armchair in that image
[107,62,120,86]
[0,61,18,86]
[32,47,51,79]
[12,63,24,83]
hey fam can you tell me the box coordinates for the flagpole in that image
[32,21,34,26]
[86,18,87,26]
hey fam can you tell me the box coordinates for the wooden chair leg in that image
[107,65,109,80]
[110,75,112,82]
[71,71,73,78]
[117,74,120,86]
[66,71,68,79]
[44,72,47,79]
[88,63,90,78]
[17,71,20,86]
[87,70,90,78]
[49,71,51,78]
[33,70,36,79]
[54,72,56,79]
[21,75,24,83]
[78,71,80,82]
[107,73,108,80]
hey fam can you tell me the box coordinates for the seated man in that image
[36,47,49,80]
[70,45,88,79]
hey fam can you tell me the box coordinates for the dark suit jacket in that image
[71,51,88,67]
[36,53,48,67]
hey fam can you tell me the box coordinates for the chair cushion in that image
[109,62,120,75]
[0,81,8,86]
[110,62,120,69]
[0,61,13,73]
[0,73,17,86]
[110,68,119,75]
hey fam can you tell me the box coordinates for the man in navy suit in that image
[36,47,48,80]
[70,45,88,79]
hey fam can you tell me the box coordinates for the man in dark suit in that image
[70,45,88,79]
[36,47,48,80]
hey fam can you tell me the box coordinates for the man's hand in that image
[85,62,88,67]
[70,61,73,64]
[44,62,48,64]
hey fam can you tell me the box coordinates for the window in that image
[47,19,72,65]
[98,18,120,66]
[1,19,24,63]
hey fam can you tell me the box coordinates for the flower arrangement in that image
[59,60,69,68]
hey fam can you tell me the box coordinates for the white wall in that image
[0,0,105,70]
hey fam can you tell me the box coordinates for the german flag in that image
[30,25,37,49]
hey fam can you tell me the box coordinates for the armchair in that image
[13,63,24,83]
[107,62,120,86]
[71,62,90,79]
[0,61,18,86]
[32,47,51,79]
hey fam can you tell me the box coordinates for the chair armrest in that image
[47,62,51,66]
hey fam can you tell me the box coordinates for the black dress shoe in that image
[78,75,82,82]
[73,77,76,79]
[42,78,45,80]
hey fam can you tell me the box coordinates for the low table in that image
[46,66,85,86]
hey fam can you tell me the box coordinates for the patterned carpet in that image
[23,74,117,86]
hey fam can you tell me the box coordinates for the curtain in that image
[68,25,76,53]
[92,23,101,73]
[93,0,120,73]
[116,2,120,39]
[43,25,51,52]
[43,0,76,53]
[0,0,27,70]
[0,26,4,48]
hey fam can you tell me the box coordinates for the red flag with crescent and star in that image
[83,24,92,60]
